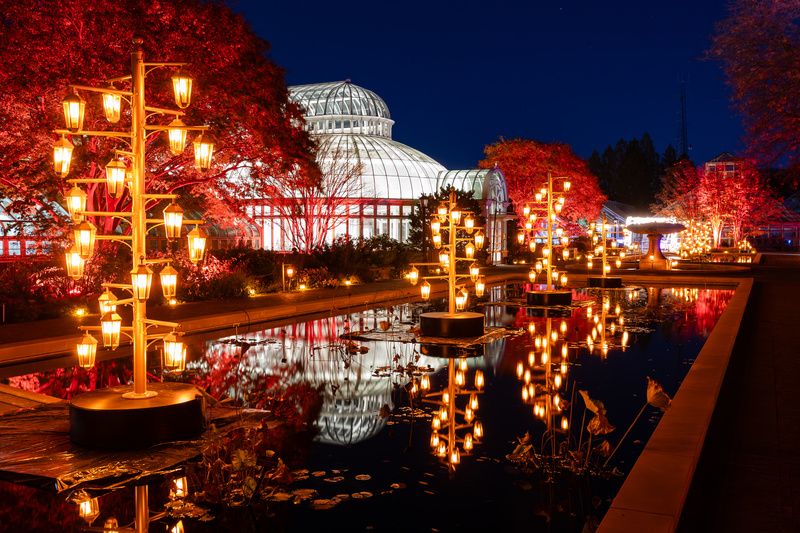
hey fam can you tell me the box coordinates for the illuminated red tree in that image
[0,0,317,238]
[652,159,702,222]
[711,1,800,168]
[479,139,606,231]
[267,140,364,253]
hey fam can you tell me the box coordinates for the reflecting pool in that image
[0,283,735,532]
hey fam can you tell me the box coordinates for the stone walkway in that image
[679,254,800,532]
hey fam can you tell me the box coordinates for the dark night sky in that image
[233,0,741,169]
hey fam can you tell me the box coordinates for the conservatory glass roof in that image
[316,134,446,199]
[290,81,391,120]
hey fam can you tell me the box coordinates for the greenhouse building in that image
[245,80,511,262]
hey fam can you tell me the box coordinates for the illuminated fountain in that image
[626,221,685,270]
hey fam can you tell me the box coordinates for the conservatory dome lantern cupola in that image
[290,80,395,138]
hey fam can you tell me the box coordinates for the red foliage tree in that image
[652,159,703,222]
[0,0,318,238]
[710,1,800,168]
[479,139,606,231]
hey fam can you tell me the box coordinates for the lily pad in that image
[354,474,371,481]
[352,491,373,499]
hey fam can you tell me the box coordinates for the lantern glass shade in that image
[65,246,85,280]
[450,209,461,224]
[100,312,122,349]
[76,333,98,369]
[160,265,178,299]
[455,292,467,312]
[517,232,525,244]
[187,227,207,264]
[171,71,193,109]
[408,266,419,285]
[420,280,431,301]
[65,185,87,221]
[465,243,475,259]
[474,232,485,250]
[564,180,571,191]
[167,118,188,155]
[163,203,184,239]
[475,277,486,298]
[98,290,117,314]
[469,263,479,282]
[131,264,153,301]
[105,159,127,198]
[73,221,97,259]
[432,233,442,249]
[193,133,215,170]
[285,265,295,278]
[102,91,122,123]
[62,92,85,131]
[53,136,74,177]
[437,205,448,222]
[163,333,186,372]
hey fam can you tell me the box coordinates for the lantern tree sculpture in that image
[586,215,625,288]
[57,38,211,448]
[413,357,485,470]
[518,173,573,306]
[515,312,572,458]
[407,189,486,338]
[584,293,629,357]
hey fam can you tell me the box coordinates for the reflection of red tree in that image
[667,288,735,340]
[0,480,83,531]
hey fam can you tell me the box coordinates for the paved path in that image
[679,254,800,532]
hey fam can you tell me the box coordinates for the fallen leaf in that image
[352,491,373,499]
[355,474,371,481]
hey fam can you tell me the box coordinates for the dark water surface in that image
[0,284,734,532]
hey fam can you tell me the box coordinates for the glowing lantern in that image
[105,159,127,198]
[560,274,568,286]
[101,312,122,349]
[528,269,537,283]
[450,209,461,224]
[98,290,117,314]
[193,133,216,170]
[464,433,474,451]
[430,433,440,448]
[102,90,122,123]
[167,118,188,155]
[616,259,622,268]
[53,136,74,177]
[420,374,431,390]
[475,277,485,297]
[437,205,448,222]
[65,246,85,280]
[474,369,485,390]
[465,242,475,259]
[163,203,184,239]
[76,333,98,369]
[432,233,442,249]
[187,226,207,264]
[474,231,485,250]
[73,221,97,259]
[525,220,533,231]
[474,421,484,439]
[160,265,178,299]
[171,477,188,499]
[528,240,536,252]
[523,205,531,217]
[77,496,100,525]
[65,185,87,221]
[420,280,431,301]
[563,180,571,191]
[408,266,419,285]
[455,292,467,311]
[171,70,193,109]
[163,333,186,372]
[131,264,153,301]
[517,231,525,244]
[561,417,569,431]
[439,252,449,268]
[62,92,85,132]
[431,220,441,234]
[469,263,480,282]
[534,261,543,274]
[464,215,475,234]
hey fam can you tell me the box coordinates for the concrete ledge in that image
[597,278,753,533]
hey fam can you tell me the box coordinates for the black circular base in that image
[526,306,573,318]
[420,343,485,358]
[420,311,484,338]
[70,382,206,449]
[588,276,623,288]
[526,290,572,307]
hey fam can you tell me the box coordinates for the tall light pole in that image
[587,214,624,288]
[58,38,213,448]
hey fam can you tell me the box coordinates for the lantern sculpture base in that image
[70,382,205,450]
[526,290,572,307]
[420,343,485,359]
[587,276,623,288]
[420,312,485,339]
[526,306,573,318]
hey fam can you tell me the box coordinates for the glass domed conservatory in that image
[247,80,510,261]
